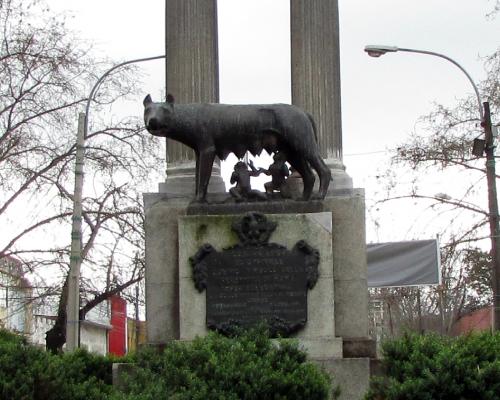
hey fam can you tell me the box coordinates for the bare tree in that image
[0,0,164,352]
[373,48,499,240]
[488,0,500,17]
[370,49,499,335]
[370,246,492,338]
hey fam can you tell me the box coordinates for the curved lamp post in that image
[364,45,499,331]
[66,55,166,351]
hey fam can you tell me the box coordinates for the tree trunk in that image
[45,272,142,353]
[45,275,69,354]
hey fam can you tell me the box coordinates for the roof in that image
[80,319,113,330]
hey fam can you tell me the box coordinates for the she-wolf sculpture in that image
[143,94,331,201]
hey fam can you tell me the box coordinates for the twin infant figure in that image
[229,152,291,201]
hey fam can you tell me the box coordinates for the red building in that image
[452,306,493,336]
[108,295,127,356]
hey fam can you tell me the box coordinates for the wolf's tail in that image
[306,112,318,143]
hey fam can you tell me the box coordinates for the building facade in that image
[0,256,32,335]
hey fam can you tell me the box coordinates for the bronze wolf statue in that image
[143,94,331,201]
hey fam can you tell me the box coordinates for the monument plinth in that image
[145,192,368,350]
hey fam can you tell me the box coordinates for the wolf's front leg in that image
[195,151,200,197]
[196,147,215,202]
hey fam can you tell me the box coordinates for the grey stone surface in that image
[144,191,368,349]
[314,358,371,400]
[162,0,224,196]
[326,195,367,280]
[164,0,219,164]
[187,197,325,215]
[290,0,352,190]
[178,212,341,357]
[327,158,354,190]
[283,171,353,201]
[343,337,377,358]
[323,193,369,339]
[333,280,369,338]
[158,161,225,196]
[144,195,189,344]
[112,363,137,392]
[298,337,343,360]
[291,0,342,160]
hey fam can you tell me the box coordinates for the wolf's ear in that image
[166,93,175,104]
[143,94,153,107]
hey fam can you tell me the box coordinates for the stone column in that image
[160,0,225,195]
[290,0,352,189]
[290,1,371,349]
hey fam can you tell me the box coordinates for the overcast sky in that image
[49,0,500,242]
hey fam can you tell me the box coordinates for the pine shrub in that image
[0,329,117,400]
[125,328,336,400]
[0,328,335,400]
[365,331,500,400]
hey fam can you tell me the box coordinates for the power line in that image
[344,150,389,157]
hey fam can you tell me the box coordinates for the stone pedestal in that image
[144,191,372,399]
[144,190,368,342]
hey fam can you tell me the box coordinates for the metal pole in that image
[483,102,500,331]
[135,284,140,350]
[66,112,85,351]
[65,55,165,351]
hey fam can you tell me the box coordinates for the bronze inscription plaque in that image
[190,212,319,337]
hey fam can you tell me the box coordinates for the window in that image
[0,286,7,308]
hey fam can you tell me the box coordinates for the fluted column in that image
[161,0,224,195]
[290,0,352,189]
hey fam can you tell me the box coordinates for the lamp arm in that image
[398,48,484,121]
[84,55,166,139]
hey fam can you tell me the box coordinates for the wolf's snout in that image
[146,117,161,130]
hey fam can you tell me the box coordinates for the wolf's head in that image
[143,94,175,136]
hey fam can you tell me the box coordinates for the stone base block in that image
[299,337,343,359]
[112,363,137,392]
[343,337,377,358]
[314,358,371,400]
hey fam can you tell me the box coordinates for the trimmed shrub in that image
[0,329,117,400]
[365,331,500,400]
[125,328,336,400]
[0,328,335,399]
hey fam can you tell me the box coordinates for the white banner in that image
[367,239,441,288]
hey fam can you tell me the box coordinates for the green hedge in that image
[124,328,335,400]
[0,328,335,400]
[365,331,500,400]
[0,329,117,400]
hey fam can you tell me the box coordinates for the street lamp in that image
[66,55,166,351]
[364,45,484,120]
[364,44,500,331]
